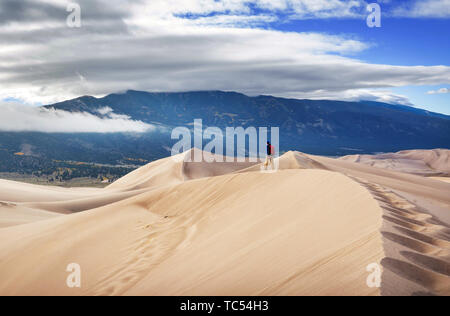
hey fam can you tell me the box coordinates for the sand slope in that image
[431,177,450,184]
[0,149,448,296]
[340,149,450,176]
[309,153,450,295]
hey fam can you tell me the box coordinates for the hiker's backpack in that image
[270,145,275,155]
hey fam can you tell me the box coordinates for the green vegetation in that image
[0,150,137,186]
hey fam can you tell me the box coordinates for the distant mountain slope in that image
[46,90,450,154]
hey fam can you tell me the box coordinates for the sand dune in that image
[0,149,448,296]
[430,177,450,184]
[107,154,186,191]
[0,202,61,228]
[0,179,103,203]
[340,149,450,176]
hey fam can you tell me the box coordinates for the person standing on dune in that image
[264,141,275,170]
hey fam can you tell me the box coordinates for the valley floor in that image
[0,173,110,188]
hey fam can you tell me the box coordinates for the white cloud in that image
[393,0,450,18]
[131,0,369,20]
[282,88,414,105]
[427,88,449,94]
[0,0,449,106]
[2,22,449,105]
[0,102,154,133]
[95,106,114,115]
[185,14,278,28]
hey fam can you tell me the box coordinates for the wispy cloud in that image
[427,88,449,94]
[148,0,370,20]
[288,88,415,106]
[0,102,154,133]
[393,0,450,18]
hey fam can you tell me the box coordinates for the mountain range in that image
[47,90,450,154]
[1,90,449,178]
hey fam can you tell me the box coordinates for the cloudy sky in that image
[1,0,449,115]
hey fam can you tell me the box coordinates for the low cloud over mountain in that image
[0,102,154,133]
